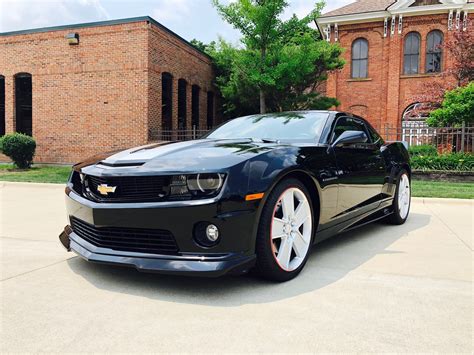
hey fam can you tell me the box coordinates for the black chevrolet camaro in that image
[59,111,411,281]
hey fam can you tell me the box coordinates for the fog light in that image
[206,224,219,242]
[194,222,220,247]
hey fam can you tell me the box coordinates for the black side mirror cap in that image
[331,130,368,148]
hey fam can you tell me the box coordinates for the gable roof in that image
[321,0,396,18]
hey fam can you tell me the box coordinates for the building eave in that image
[390,4,465,15]
[317,2,472,26]
[317,11,389,26]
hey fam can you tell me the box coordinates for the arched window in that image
[351,38,368,78]
[161,72,173,130]
[426,30,443,73]
[0,75,5,136]
[14,73,32,136]
[191,85,200,129]
[404,32,421,75]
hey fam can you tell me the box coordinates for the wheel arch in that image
[249,168,322,252]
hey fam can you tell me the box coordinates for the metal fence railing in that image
[150,127,212,142]
[379,123,473,153]
[151,124,474,154]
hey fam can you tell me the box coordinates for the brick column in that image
[147,70,161,141]
[199,85,207,130]
[172,76,179,131]
[5,75,14,133]
[325,71,338,106]
[385,33,402,133]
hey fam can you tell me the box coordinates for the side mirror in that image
[332,130,368,147]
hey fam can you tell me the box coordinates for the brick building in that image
[316,0,473,131]
[0,17,219,163]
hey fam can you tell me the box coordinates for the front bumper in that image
[61,190,259,277]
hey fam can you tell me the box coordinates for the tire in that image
[388,169,411,225]
[255,178,314,282]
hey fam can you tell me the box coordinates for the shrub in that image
[0,133,36,169]
[408,144,437,157]
[411,152,474,171]
[427,82,474,127]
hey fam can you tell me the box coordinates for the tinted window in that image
[331,117,367,143]
[367,124,384,145]
[206,112,329,141]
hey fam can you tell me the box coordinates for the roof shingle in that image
[321,0,396,18]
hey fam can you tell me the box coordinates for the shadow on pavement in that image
[67,213,431,306]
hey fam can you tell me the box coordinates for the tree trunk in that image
[259,89,266,114]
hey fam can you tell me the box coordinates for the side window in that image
[367,124,384,145]
[331,117,367,143]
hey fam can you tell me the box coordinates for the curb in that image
[0,181,65,189]
[412,197,473,204]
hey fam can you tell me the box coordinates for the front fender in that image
[245,147,323,252]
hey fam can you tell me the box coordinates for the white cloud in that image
[152,0,192,23]
[0,0,109,32]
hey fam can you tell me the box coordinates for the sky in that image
[0,0,355,43]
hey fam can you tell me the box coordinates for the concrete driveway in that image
[1,182,472,353]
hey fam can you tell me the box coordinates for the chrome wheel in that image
[398,173,411,219]
[271,187,312,272]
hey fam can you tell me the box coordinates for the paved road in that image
[1,182,472,353]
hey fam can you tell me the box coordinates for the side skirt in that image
[313,200,393,244]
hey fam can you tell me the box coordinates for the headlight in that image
[168,173,225,199]
[187,173,224,193]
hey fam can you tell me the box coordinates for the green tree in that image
[427,82,474,127]
[211,0,344,116]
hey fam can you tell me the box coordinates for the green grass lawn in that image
[0,164,472,199]
[411,180,473,199]
[0,164,71,184]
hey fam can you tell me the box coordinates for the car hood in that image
[77,139,282,174]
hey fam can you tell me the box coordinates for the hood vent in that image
[97,161,145,168]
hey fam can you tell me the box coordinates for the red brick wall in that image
[148,23,217,135]
[325,14,467,132]
[0,19,217,163]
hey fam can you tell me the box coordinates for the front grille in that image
[70,172,170,203]
[70,217,179,255]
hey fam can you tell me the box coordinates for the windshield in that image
[205,112,329,141]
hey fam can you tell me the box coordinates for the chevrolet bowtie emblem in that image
[97,184,117,196]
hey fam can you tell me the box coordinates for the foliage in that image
[0,133,36,169]
[209,0,344,117]
[427,82,474,127]
[410,152,474,171]
[445,30,474,87]
[408,144,438,157]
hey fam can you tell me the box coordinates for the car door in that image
[331,116,386,218]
